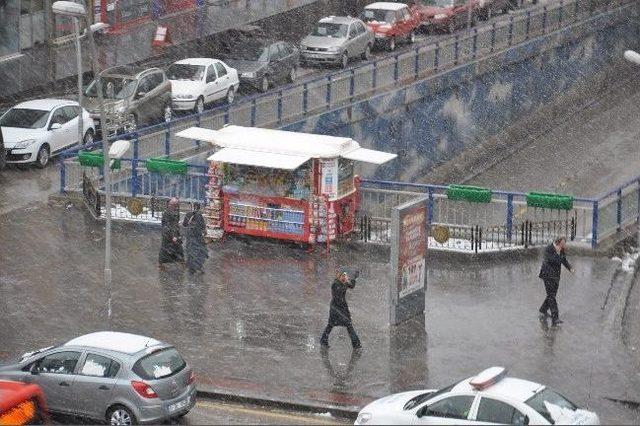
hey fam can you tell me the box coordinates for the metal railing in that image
[57,0,632,190]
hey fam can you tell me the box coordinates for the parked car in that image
[0,380,49,425]
[0,99,95,168]
[82,65,173,135]
[167,58,240,113]
[409,0,477,33]
[220,39,300,92]
[360,2,422,51]
[0,331,196,425]
[300,16,375,69]
[355,367,600,425]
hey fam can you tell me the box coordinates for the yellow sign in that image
[127,199,144,216]
[432,225,450,244]
[0,400,36,425]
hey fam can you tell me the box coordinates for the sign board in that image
[320,158,338,199]
[389,196,427,326]
[152,25,171,48]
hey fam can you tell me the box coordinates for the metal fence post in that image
[434,43,440,71]
[542,5,548,33]
[303,83,308,114]
[591,200,599,249]
[507,194,514,243]
[372,61,378,88]
[60,155,66,194]
[559,0,564,24]
[574,0,579,20]
[277,91,283,123]
[350,69,355,100]
[427,187,434,224]
[490,22,496,52]
[195,113,201,149]
[132,136,139,197]
[472,28,478,59]
[326,76,332,109]
[508,15,514,46]
[454,35,459,64]
[164,120,170,156]
[414,47,420,77]
[526,10,531,39]
[250,99,257,126]
[394,55,399,82]
[617,189,623,231]
[224,105,230,125]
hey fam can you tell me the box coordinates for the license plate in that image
[168,396,189,413]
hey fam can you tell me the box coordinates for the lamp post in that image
[624,49,640,248]
[52,0,121,327]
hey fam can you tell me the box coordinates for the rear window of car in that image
[525,388,577,424]
[132,348,186,380]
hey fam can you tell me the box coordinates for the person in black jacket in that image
[538,237,574,325]
[320,268,362,350]
[158,198,184,270]
[183,203,208,274]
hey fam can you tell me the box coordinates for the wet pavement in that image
[1,202,639,423]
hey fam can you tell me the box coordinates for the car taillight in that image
[131,381,158,399]
[187,371,196,385]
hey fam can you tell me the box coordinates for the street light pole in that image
[73,16,84,147]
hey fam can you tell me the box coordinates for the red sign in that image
[397,203,427,298]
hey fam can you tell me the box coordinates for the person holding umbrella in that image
[320,268,362,350]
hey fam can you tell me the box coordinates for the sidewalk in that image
[0,203,639,423]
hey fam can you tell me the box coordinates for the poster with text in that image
[397,203,427,298]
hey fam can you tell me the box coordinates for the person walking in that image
[320,268,362,350]
[158,198,184,270]
[538,236,574,326]
[183,203,208,274]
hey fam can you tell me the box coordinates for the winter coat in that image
[183,211,208,271]
[539,243,572,281]
[158,209,184,264]
[328,278,356,327]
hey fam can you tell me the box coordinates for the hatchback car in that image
[0,331,196,425]
[360,2,422,51]
[82,66,173,135]
[0,99,95,168]
[355,367,600,425]
[410,0,477,33]
[221,39,300,92]
[300,16,375,69]
[167,58,240,113]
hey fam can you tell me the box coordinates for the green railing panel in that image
[526,192,574,210]
[446,185,493,203]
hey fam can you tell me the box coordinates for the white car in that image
[167,58,240,114]
[355,367,600,425]
[0,99,95,168]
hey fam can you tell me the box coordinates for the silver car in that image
[0,331,196,425]
[300,16,375,68]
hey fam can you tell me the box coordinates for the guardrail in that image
[57,0,632,191]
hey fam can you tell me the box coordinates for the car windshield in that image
[435,0,455,7]
[132,347,186,380]
[525,388,578,424]
[311,22,349,38]
[404,381,459,410]
[84,76,137,99]
[0,108,49,129]
[167,64,205,81]
[223,44,269,61]
[361,9,396,23]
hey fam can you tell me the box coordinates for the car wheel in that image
[288,67,297,83]
[340,52,349,69]
[409,31,416,44]
[361,44,371,60]
[226,87,235,104]
[82,129,94,146]
[194,96,205,114]
[108,405,136,426]
[163,104,172,123]
[260,76,269,92]
[35,144,50,169]
[388,37,396,51]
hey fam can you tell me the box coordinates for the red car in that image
[0,380,49,425]
[409,0,478,34]
[360,2,422,51]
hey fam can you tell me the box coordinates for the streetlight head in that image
[624,50,640,66]
[109,139,131,159]
[52,0,87,17]
[90,22,110,33]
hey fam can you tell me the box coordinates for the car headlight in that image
[14,139,37,149]
[434,13,448,19]
[327,46,341,53]
[242,72,256,79]
[356,412,372,424]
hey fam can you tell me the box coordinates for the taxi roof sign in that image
[470,366,507,390]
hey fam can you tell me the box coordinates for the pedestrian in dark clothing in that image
[320,269,362,350]
[538,236,574,325]
[158,198,184,269]
[183,203,208,274]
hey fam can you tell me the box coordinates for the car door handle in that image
[59,381,70,387]
[99,385,110,390]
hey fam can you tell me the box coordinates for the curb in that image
[195,388,360,421]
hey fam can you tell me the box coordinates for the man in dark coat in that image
[183,203,208,274]
[538,236,574,325]
[158,198,184,269]
[320,268,361,350]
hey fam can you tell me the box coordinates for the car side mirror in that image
[524,415,530,425]
[416,405,429,418]
[136,91,146,99]
[50,122,62,131]
[29,364,39,375]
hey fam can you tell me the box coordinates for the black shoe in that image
[320,340,329,348]
[538,312,548,321]
[551,319,563,326]
[352,343,362,350]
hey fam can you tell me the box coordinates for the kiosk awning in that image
[208,148,310,170]
[341,148,397,164]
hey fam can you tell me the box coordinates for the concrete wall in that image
[281,4,640,183]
